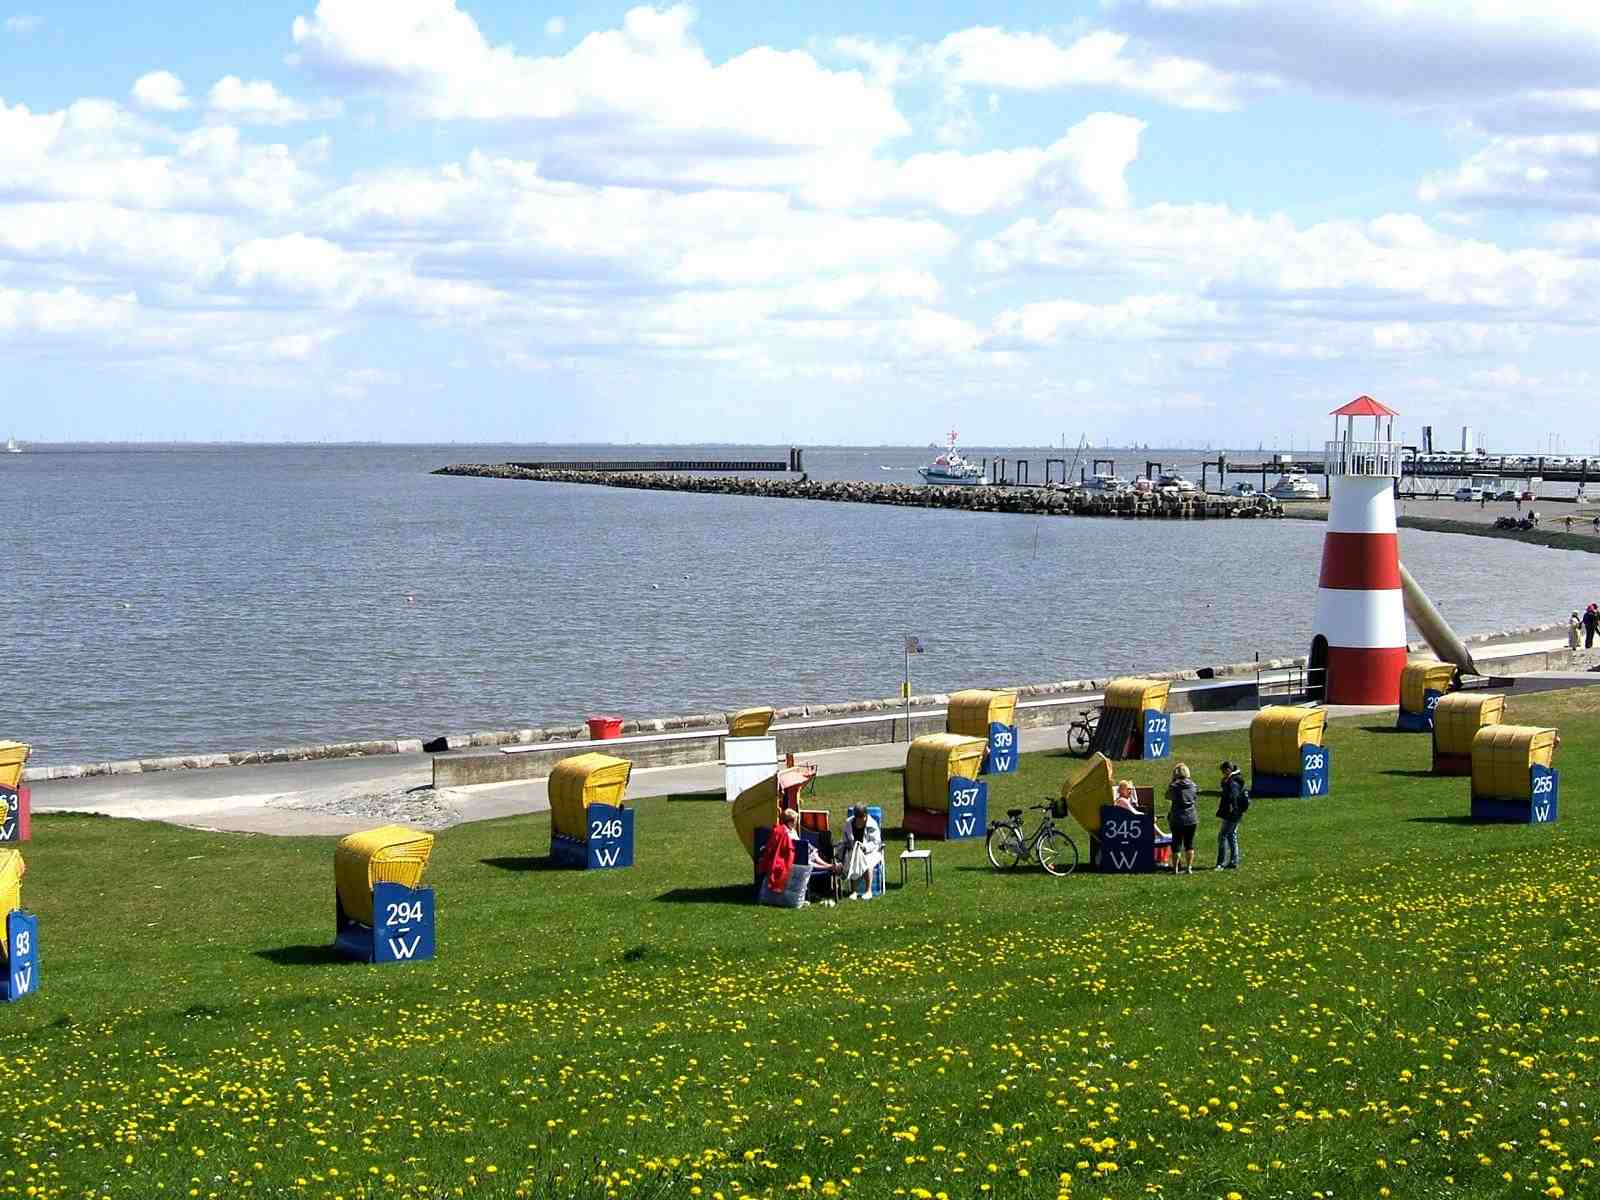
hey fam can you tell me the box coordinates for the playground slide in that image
[1398,562,1479,676]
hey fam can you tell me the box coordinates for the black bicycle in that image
[985,802,1079,876]
[1067,705,1101,756]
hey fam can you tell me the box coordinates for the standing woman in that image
[1166,763,1199,875]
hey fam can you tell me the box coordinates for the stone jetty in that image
[434,463,1285,519]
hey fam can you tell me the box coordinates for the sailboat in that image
[4,437,19,454]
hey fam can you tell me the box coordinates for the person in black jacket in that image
[1215,760,1248,870]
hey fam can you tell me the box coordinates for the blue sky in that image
[5,1,1600,447]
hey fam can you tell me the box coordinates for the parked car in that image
[1495,489,1518,501]
[1455,486,1483,502]
[1521,489,1537,501]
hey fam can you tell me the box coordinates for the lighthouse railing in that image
[1324,439,1401,478]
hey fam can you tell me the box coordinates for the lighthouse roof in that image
[1331,395,1398,417]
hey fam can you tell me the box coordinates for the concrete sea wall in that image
[23,621,1575,785]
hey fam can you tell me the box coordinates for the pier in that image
[507,448,803,473]
[434,463,1284,519]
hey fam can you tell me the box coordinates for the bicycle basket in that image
[1050,797,1069,819]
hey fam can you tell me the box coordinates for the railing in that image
[1257,660,1325,707]
[1325,440,1402,478]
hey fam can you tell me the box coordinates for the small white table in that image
[899,849,933,886]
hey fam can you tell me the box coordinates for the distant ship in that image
[4,437,18,455]
[918,431,988,486]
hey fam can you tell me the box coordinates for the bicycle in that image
[1066,705,1101,756]
[985,802,1079,876]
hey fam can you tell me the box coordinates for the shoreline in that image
[22,620,1572,784]
[1282,498,1600,552]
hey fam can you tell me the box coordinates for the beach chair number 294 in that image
[384,900,425,926]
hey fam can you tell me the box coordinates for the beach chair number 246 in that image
[590,817,625,840]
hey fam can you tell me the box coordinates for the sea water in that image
[3,444,1589,764]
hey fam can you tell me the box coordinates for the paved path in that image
[30,665,1595,837]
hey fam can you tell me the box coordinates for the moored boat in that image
[1268,469,1319,500]
[1083,470,1129,494]
[917,431,988,486]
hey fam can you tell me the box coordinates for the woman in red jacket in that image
[759,808,799,895]
[758,808,824,907]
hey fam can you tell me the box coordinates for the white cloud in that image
[806,113,1145,216]
[291,1,907,158]
[924,26,1259,112]
[1420,134,1600,213]
[975,203,1600,368]
[0,285,137,341]
[207,76,339,125]
[307,151,959,289]
[0,201,230,283]
[223,233,503,316]
[1111,0,1600,105]
[989,293,1225,347]
[3,13,40,34]
[131,71,192,113]
[0,97,323,215]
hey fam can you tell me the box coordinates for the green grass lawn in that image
[5,690,1600,1200]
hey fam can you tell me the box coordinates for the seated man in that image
[835,804,884,901]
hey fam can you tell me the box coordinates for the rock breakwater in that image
[434,464,1285,519]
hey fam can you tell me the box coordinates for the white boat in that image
[1230,481,1257,497]
[1083,470,1129,494]
[3,437,18,455]
[1156,471,1197,494]
[1268,469,1319,500]
[917,431,988,486]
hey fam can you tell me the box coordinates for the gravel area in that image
[267,784,464,830]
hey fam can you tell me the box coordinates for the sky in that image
[4,1,1600,448]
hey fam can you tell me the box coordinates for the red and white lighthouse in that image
[1311,395,1407,705]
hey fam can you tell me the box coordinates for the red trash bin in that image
[587,715,625,740]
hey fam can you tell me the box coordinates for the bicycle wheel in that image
[1038,830,1079,877]
[986,825,1025,869]
[1067,723,1091,755]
